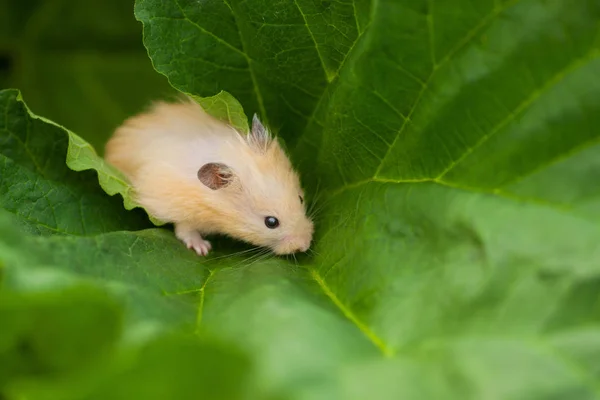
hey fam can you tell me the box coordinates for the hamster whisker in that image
[249,254,271,268]
[307,197,323,216]
[242,250,268,263]
[310,179,323,203]
[309,205,327,220]
[230,255,256,270]
[284,254,303,274]
[307,248,321,258]
[242,251,272,269]
[240,249,267,261]
[205,246,263,263]
[230,248,271,269]
[307,195,330,219]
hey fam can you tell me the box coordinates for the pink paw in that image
[184,235,212,256]
[175,227,212,256]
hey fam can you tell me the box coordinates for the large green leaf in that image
[136,0,600,395]
[2,0,600,398]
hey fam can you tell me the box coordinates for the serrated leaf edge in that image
[12,89,166,226]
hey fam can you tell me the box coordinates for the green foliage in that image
[2,0,600,399]
[0,0,175,152]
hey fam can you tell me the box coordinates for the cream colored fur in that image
[105,97,313,255]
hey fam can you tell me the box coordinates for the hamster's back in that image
[105,99,235,184]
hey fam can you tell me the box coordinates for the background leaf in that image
[2,0,600,398]
[0,0,175,152]
[0,89,151,235]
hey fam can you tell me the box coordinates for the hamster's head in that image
[197,115,314,255]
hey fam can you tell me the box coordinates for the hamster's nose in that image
[282,235,311,254]
[295,241,310,253]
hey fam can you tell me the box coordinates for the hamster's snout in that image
[273,220,314,255]
[292,240,311,254]
[274,236,312,255]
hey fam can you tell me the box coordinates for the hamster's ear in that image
[249,114,271,151]
[197,162,234,190]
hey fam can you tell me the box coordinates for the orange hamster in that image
[104,96,313,256]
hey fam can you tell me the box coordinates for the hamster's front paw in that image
[175,224,212,256]
[184,235,212,256]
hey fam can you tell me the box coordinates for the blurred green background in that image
[0,0,175,153]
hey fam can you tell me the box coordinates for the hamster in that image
[104,96,314,256]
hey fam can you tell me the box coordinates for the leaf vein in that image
[195,268,216,332]
[352,110,391,146]
[501,135,600,188]
[299,9,372,139]
[374,0,522,178]
[170,1,245,56]
[292,0,335,82]
[310,268,394,356]
[326,177,597,224]
[426,0,436,67]
[437,47,600,179]
[222,0,268,121]
[351,0,361,34]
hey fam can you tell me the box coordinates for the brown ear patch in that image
[197,162,233,190]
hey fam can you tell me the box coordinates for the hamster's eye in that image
[299,195,304,204]
[264,216,280,229]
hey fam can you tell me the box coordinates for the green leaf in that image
[0,89,259,399]
[0,89,154,230]
[135,0,600,397]
[0,273,256,400]
[0,284,123,382]
[0,0,176,152]
[191,92,250,133]
[3,0,600,399]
